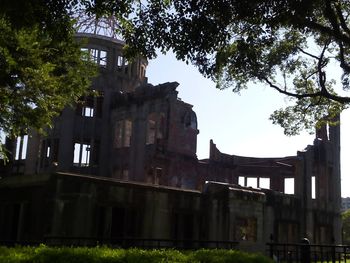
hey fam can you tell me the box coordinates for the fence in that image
[267,240,350,263]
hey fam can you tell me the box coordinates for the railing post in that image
[300,238,310,263]
[331,237,336,263]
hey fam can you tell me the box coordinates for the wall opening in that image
[259,178,270,189]
[146,113,157,145]
[284,178,295,194]
[312,176,316,199]
[235,217,257,241]
[238,176,245,186]
[14,135,28,160]
[247,177,258,188]
[73,143,91,167]
[114,120,132,148]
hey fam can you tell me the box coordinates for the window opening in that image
[312,176,316,199]
[46,146,51,158]
[15,135,28,160]
[155,168,162,185]
[184,111,197,129]
[247,177,258,188]
[82,106,94,117]
[284,178,295,194]
[117,56,123,71]
[146,115,157,144]
[235,217,257,241]
[124,120,132,147]
[15,137,21,160]
[114,120,132,148]
[81,48,108,67]
[140,65,146,77]
[90,48,99,64]
[73,143,91,167]
[99,50,107,67]
[122,169,129,180]
[124,59,129,74]
[157,113,165,139]
[238,176,245,186]
[259,178,270,189]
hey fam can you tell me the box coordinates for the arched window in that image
[184,111,197,129]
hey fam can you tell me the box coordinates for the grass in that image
[0,245,273,263]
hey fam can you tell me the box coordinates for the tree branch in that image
[297,47,319,60]
[335,4,350,37]
[261,77,350,103]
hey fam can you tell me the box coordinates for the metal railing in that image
[267,241,350,263]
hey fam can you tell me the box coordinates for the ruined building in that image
[0,33,342,252]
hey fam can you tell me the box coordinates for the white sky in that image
[147,52,350,197]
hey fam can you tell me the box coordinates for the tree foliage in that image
[342,209,350,244]
[89,0,350,135]
[0,1,97,159]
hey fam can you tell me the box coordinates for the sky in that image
[146,52,350,197]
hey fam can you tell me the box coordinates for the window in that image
[124,59,129,74]
[184,111,197,129]
[235,217,257,242]
[76,93,103,118]
[81,48,108,67]
[284,178,295,194]
[238,176,245,186]
[99,50,107,67]
[114,120,132,148]
[140,65,146,77]
[146,113,157,144]
[155,168,162,185]
[82,106,94,117]
[90,48,99,64]
[15,135,28,160]
[259,178,270,189]
[46,146,51,158]
[312,176,316,199]
[117,56,123,71]
[247,177,258,188]
[73,143,91,167]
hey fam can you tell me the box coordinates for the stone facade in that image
[0,33,342,251]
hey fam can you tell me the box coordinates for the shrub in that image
[0,245,273,263]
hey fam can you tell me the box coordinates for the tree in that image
[0,1,97,159]
[90,0,350,135]
[342,209,350,244]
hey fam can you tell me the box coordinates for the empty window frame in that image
[114,120,132,148]
[81,47,108,67]
[312,176,316,199]
[259,178,270,189]
[82,106,94,117]
[247,177,258,188]
[235,217,257,242]
[284,178,295,194]
[90,48,108,67]
[238,176,245,186]
[184,111,197,129]
[116,56,123,71]
[146,113,165,144]
[140,65,146,78]
[146,113,157,144]
[73,143,91,167]
[76,93,103,118]
[15,135,28,160]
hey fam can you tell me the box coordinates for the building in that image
[0,33,342,252]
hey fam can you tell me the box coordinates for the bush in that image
[0,245,273,263]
